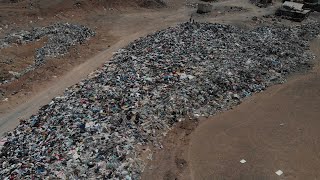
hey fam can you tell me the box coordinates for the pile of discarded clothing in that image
[0,23,95,66]
[1,22,319,179]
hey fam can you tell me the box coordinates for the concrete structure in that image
[276,1,311,21]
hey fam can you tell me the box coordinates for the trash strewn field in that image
[0,23,95,84]
[1,21,320,179]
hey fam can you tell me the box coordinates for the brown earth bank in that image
[142,38,320,180]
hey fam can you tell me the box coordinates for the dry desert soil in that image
[0,0,320,179]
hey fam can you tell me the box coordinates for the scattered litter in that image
[194,114,201,117]
[0,23,95,66]
[0,137,7,146]
[0,23,95,84]
[240,159,247,164]
[275,170,283,176]
[8,71,21,78]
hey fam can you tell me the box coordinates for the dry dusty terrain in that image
[1,0,320,179]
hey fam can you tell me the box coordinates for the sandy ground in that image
[142,38,320,179]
